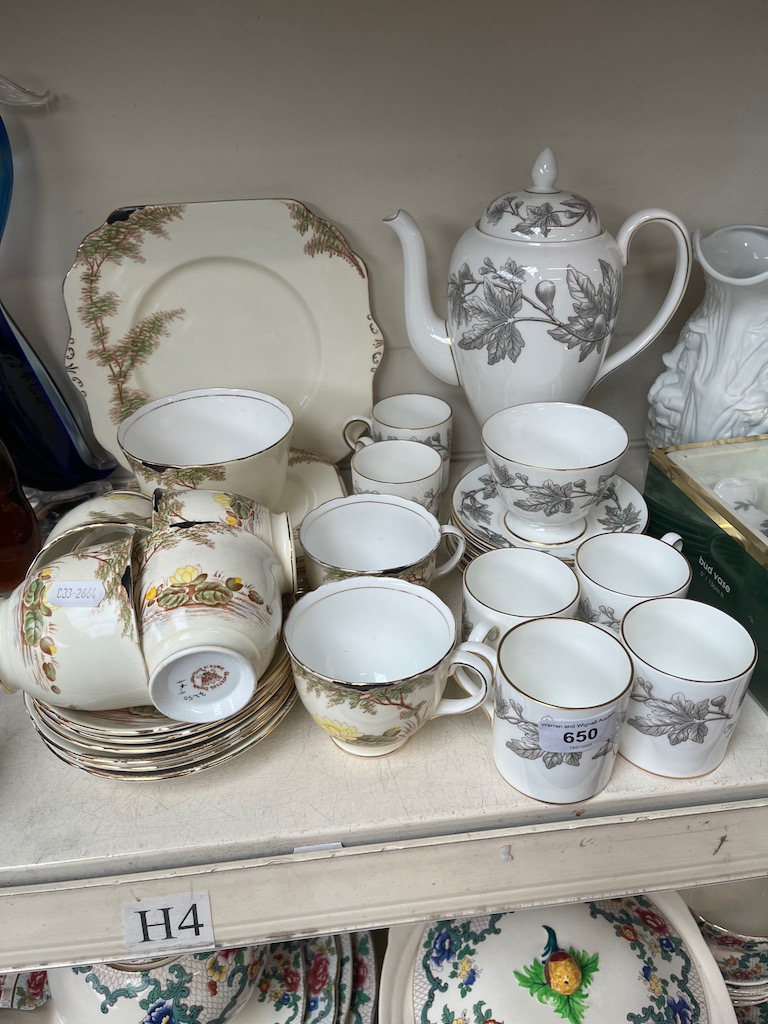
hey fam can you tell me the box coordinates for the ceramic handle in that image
[433,644,495,717]
[342,416,374,451]
[592,208,692,388]
[660,531,684,552]
[432,525,466,579]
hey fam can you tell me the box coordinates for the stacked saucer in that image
[695,916,768,1012]
[23,644,296,781]
[10,930,377,1024]
[450,462,648,566]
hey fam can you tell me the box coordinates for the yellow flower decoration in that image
[225,514,238,526]
[312,717,363,742]
[213,493,232,508]
[649,975,662,996]
[206,957,229,982]
[144,585,158,605]
[170,565,201,586]
[457,956,474,980]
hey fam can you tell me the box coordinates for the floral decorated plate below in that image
[64,199,383,466]
[335,934,354,1024]
[347,931,376,1024]
[250,941,307,1024]
[451,463,647,561]
[380,891,738,1024]
[303,935,339,1024]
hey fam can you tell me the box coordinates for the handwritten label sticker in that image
[47,581,105,608]
[122,891,214,953]
[538,708,620,754]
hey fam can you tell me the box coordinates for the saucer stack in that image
[695,916,768,1015]
[23,644,297,781]
[449,462,648,566]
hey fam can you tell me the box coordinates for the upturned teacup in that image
[481,402,628,543]
[117,388,294,507]
[299,493,465,589]
[152,487,296,594]
[135,523,284,722]
[283,577,492,756]
[0,535,149,710]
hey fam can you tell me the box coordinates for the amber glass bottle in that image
[0,436,41,593]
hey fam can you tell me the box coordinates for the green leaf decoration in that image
[157,589,190,609]
[22,608,45,646]
[286,201,365,278]
[74,205,187,424]
[514,946,598,1024]
[193,582,232,606]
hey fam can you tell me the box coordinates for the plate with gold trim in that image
[64,199,383,466]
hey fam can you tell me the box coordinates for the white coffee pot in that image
[386,148,692,427]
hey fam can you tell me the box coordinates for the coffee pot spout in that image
[384,210,459,386]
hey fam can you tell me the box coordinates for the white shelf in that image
[1,448,766,972]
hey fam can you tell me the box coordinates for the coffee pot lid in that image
[479,147,602,242]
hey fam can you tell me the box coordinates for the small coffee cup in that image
[135,524,284,722]
[299,494,465,589]
[343,393,452,491]
[283,577,492,756]
[481,402,628,544]
[350,437,442,517]
[489,617,634,803]
[456,547,580,715]
[117,388,294,507]
[574,531,691,633]
[619,597,757,778]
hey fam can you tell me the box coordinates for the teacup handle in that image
[432,525,466,579]
[433,642,495,717]
[342,416,374,451]
[660,531,684,552]
[454,621,498,699]
[353,435,374,453]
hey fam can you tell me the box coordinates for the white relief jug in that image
[648,225,768,448]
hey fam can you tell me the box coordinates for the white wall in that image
[1,0,767,462]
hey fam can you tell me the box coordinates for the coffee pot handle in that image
[591,208,692,389]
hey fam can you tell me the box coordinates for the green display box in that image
[643,434,768,713]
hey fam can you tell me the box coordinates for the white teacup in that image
[574,531,692,633]
[343,393,452,491]
[350,437,442,517]
[489,617,634,803]
[136,524,284,722]
[481,402,628,543]
[619,597,757,778]
[283,577,492,756]
[117,388,294,507]
[299,494,465,589]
